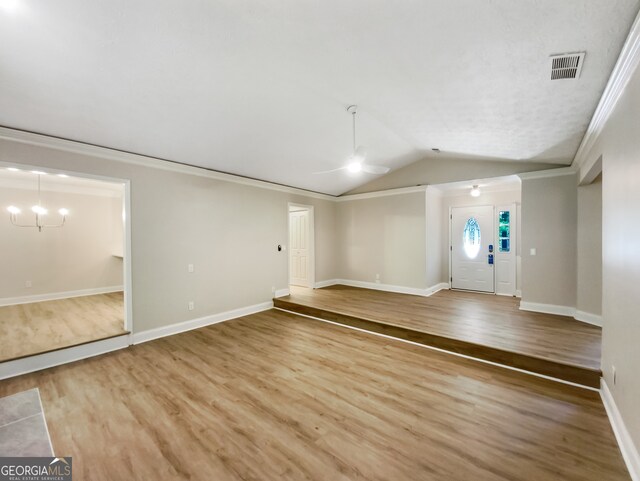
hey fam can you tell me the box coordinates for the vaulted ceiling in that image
[1,0,638,195]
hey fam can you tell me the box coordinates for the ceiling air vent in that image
[549,52,585,80]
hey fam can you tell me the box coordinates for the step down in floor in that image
[274,298,601,389]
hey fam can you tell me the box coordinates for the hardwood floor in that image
[0,292,126,362]
[275,286,602,386]
[0,309,629,480]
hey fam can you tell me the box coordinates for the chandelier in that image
[6,173,69,232]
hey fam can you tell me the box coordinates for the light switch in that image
[188,264,194,273]
[530,248,536,256]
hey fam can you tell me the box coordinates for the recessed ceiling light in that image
[6,167,20,172]
[470,185,481,197]
[31,170,47,175]
[57,174,69,178]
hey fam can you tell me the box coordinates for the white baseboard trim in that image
[314,279,340,289]
[601,379,640,481]
[515,289,522,298]
[0,285,124,307]
[274,288,290,298]
[519,301,576,318]
[426,282,450,296]
[0,334,130,380]
[520,301,604,327]
[336,279,426,296]
[313,279,448,297]
[132,301,273,344]
[574,310,603,327]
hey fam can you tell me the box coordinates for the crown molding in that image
[0,127,336,201]
[517,166,577,180]
[335,185,427,202]
[572,10,640,175]
[0,126,581,203]
[0,177,123,198]
[425,185,444,197]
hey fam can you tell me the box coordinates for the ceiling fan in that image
[315,105,390,175]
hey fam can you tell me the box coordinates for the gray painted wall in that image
[0,138,337,333]
[576,176,603,316]
[335,192,427,288]
[520,174,578,308]
[579,61,640,452]
[426,188,443,287]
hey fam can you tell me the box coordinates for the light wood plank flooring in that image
[275,286,602,387]
[0,292,126,362]
[0,309,629,481]
[284,286,601,369]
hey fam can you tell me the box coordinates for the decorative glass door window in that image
[498,211,510,252]
[463,217,481,259]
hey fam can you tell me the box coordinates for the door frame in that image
[287,202,315,288]
[0,160,133,334]
[449,204,496,293]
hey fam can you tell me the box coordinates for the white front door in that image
[451,205,495,293]
[289,210,309,287]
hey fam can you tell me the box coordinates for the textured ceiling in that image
[0,0,638,195]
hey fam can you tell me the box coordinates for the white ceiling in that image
[0,0,638,195]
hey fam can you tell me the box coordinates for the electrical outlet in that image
[188,301,194,311]
[188,264,194,273]
[530,248,537,256]
[25,281,32,288]
[612,365,616,385]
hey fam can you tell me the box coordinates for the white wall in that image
[576,175,603,317]
[520,173,578,308]
[0,187,123,300]
[335,192,427,289]
[577,55,640,452]
[0,136,337,333]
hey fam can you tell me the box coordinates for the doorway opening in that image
[0,163,132,363]
[288,203,315,289]
[440,175,520,296]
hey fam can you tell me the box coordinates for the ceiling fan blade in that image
[362,164,390,175]
[313,166,348,174]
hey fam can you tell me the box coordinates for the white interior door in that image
[289,210,309,287]
[451,205,495,292]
